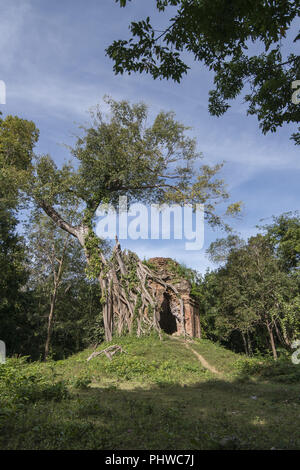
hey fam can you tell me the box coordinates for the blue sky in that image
[0,0,299,273]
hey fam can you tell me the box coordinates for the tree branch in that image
[39,200,80,240]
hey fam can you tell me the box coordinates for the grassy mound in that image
[1,334,300,450]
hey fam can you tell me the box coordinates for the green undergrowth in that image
[1,333,300,450]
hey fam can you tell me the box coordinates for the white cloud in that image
[0,0,32,70]
[1,0,298,275]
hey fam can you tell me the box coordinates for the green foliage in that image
[108,1,300,143]
[120,251,140,292]
[0,210,30,355]
[69,373,92,389]
[28,95,239,336]
[142,259,156,270]
[232,356,268,376]
[166,259,198,283]
[23,97,240,349]
[260,211,300,271]
[194,214,300,357]
[207,234,245,264]
[67,96,238,224]
[84,313,105,347]
[84,228,105,278]
[101,355,204,383]
[24,276,104,361]
[1,336,300,450]
[23,210,105,360]
[0,113,39,356]
[0,113,39,208]
[233,355,300,384]
[0,358,69,408]
[133,293,142,319]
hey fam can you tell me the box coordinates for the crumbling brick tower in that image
[147,257,201,338]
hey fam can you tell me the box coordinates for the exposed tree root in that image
[87,344,127,361]
[99,237,187,341]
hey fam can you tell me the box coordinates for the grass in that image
[1,333,300,450]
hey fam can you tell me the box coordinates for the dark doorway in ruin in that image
[159,293,177,334]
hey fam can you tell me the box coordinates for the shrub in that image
[232,355,300,383]
[70,373,92,389]
[0,358,69,407]
[232,357,266,376]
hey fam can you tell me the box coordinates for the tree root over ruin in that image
[98,238,187,342]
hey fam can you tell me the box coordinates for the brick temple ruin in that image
[147,257,201,338]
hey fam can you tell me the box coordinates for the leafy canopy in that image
[32,97,240,229]
[201,230,300,356]
[0,113,39,355]
[260,211,300,271]
[0,112,39,209]
[107,0,300,144]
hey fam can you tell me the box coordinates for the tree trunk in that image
[43,232,69,361]
[241,332,249,355]
[247,331,253,356]
[274,319,291,349]
[97,238,186,341]
[44,288,57,361]
[266,322,278,361]
[39,202,187,342]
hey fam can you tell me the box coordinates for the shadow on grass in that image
[1,375,300,450]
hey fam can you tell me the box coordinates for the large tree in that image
[0,113,39,354]
[27,213,72,360]
[107,0,300,144]
[205,232,299,358]
[0,112,39,210]
[0,208,30,354]
[26,211,106,360]
[30,97,240,341]
[260,211,300,271]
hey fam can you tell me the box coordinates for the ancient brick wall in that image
[147,257,201,338]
